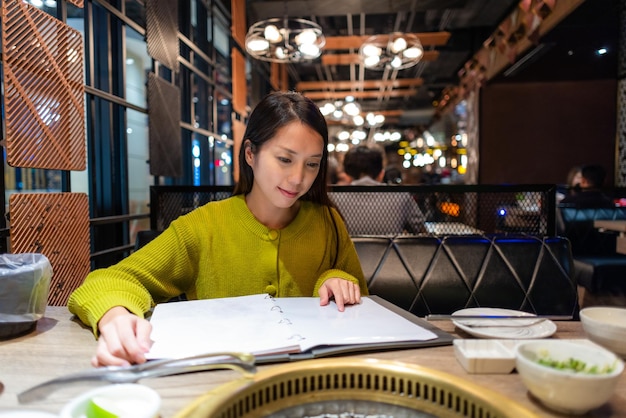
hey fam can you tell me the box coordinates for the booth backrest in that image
[353,235,578,318]
[558,206,626,256]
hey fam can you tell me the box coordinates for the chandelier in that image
[245,17,325,63]
[359,32,424,70]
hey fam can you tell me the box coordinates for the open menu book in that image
[147,295,453,362]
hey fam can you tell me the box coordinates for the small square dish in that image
[453,339,517,374]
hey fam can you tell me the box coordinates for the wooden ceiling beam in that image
[303,89,417,101]
[321,50,439,66]
[376,109,404,117]
[324,32,451,50]
[296,78,423,92]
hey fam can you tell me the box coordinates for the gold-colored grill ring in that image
[175,358,539,418]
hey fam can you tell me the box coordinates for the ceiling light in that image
[245,17,325,63]
[359,32,424,71]
[365,112,385,127]
[343,102,361,117]
[318,100,362,125]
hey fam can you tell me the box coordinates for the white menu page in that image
[147,294,437,360]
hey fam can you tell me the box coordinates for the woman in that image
[68,91,368,367]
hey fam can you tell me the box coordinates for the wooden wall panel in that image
[232,118,246,184]
[479,80,617,186]
[1,0,85,170]
[146,0,179,71]
[10,193,90,306]
[231,0,246,49]
[148,73,182,177]
[231,48,247,117]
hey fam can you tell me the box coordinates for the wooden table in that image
[1,307,625,417]
[594,220,626,232]
[594,220,626,254]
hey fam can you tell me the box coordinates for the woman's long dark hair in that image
[233,91,333,206]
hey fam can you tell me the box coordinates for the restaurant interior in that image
[0,0,625,417]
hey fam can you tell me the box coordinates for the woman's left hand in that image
[319,278,361,311]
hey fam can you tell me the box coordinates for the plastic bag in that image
[0,253,53,322]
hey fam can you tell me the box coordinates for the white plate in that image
[452,308,557,339]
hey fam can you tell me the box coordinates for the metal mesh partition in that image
[150,185,556,236]
[330,184,556,236]
[150,186,233,231]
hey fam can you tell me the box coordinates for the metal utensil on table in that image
[452,318,548,327]
[18,352,256,404]
[426,314,572,328]
[426,314,572,321]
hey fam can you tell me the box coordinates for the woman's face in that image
[246,121,324,209]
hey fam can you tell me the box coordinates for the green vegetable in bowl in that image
[535,351,616,374]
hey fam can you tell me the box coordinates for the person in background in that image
[327,155,351,185]
[343,145,386,186]
[330,145,426,235]
[383,165,403,184]
[68,91,368,367]
[557,165,582,203]
[567,166,583,189]
[560,164,613,208]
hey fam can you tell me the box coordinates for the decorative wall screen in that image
[146,0,179,71]
[9,193,91,306]
[1,0,85,170]
[148,72,182,177]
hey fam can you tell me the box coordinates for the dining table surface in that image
[1,306,625,417]
[594,219,626,233]
[594,219,626,254]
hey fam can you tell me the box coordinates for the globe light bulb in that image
[299,43,320,58]
[275,46,287,60]
[247,37,269,52]
[403,46,423,59]
[295,29,317,45]
[264,25,282,43]
[364,55,380,67]
[391,36,407,53]
[362,44,382,57]
[390,55,403,68]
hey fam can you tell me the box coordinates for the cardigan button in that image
[265,285,277,296]
[267,230,279,240]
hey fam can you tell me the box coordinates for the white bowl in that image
[580,306,626,357]
[515,340,624,415]
[59,383,161,418]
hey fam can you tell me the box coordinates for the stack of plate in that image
[451,308,557,339]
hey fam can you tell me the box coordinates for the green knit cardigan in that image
[68,195,368,334]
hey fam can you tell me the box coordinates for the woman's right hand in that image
[93,306,153,367]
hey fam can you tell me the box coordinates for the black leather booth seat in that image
[353,235,578,318]
[558,206,626,299]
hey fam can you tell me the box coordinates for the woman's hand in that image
[93,306,153,367]
[318,278,362,312]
